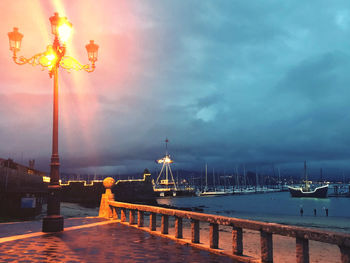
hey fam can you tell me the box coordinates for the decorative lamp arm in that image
[11,47,59,77]
[59,56,96,73]
[12,51,45,67]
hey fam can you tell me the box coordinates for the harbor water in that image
[157,192,350,233]
[30,191,350,235]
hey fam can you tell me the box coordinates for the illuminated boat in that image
[154,139,195,197]
[288,184,328,198]
[288,161,328,198]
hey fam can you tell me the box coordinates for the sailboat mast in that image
[223,170,226,191]
[205,164,208,189]
[235,166,239,189]
[243,165,246,188]
[278,167,281,188]
[213,168,215,190]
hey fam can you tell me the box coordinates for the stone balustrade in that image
[99,178,350,263]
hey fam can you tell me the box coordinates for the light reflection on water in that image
[157,192,350,233]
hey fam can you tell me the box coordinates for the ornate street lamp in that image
[8,13,99,232]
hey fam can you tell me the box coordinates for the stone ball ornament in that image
[103,177,115,189]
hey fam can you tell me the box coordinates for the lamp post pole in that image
[8,13,99,232]
[43,61,62,232]
[52,65,59,190]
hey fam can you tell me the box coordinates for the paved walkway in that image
[0,217,105,238]
[0,218,235,262]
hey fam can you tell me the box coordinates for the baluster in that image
[120,208,126,222]
[210,223,219,249]
[161,215,169,234]
[129,210,136,225]
[191,219,200,243]
[112,207,118,219]
[260,230,273,263]
[232,226,243,255]
[339,245,350,263]
[175,216,183,238]
[150,212,157,231]
[137,211,144,227]
[296,237,309,263]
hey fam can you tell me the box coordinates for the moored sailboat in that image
[200,165,229,196]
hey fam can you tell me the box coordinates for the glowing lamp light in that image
[57,18,72,44]
[49,13,72,44]
[157,155,173,164]
[42,176,51,183]
[86,40,99,62]
[39,45,57,70]
[164,156,173,163]
[45,45,57,60]
[8,27,23,52]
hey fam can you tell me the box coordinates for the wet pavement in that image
[0,218,235,262]
[0,217,105,238]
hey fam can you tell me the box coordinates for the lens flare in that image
[39,45,57,70]
[57,22,72,44]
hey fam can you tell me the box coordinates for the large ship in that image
[288,161,328,198]
[288,184,328,198]
[153,139,195,197]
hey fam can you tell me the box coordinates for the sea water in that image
[157,192,350,233]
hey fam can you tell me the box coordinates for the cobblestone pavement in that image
[0,221,236,262]
[0,217,105,238]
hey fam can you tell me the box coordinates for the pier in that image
[100,202,350,263]
[100,178,350,263]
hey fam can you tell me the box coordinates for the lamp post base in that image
[42,215,64,232]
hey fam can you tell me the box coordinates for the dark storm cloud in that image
[3,0,350,176]
[277,51,350,99]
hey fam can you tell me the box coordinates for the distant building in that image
[0,158,47,218]
[0,158,46,179]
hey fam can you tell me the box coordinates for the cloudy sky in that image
[1,0,350,176]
